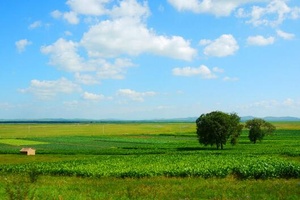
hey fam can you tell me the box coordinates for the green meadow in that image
[0,122,299,199]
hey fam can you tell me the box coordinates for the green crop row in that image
[1,154,299,179]
[1,129,299,156]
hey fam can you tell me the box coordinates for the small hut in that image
[20,148,36,155]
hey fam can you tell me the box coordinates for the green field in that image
[0,122,299,199]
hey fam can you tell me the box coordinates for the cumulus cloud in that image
[172,65,217,79]
[238,98,300,116]
[212,67,224,73]
[52,0,149,24]
[96,58,135,79]
[237,0,300,27]
[63,11,79,24]
[223,76,239,81]
[41,38,135,83]
[15,39,32,53]
[81,17,196,60]
[49,0,196,61]
[67,0,109,16]
[51,10,79,24]
[41,38,86,72]
[276,29,295,40]
[283,98,295,106]
[20,78,81,100]
[117,89,156,102]
[110,0,150,20]
[168,0,300,28]
[199,39,211,46]
[167,0,263,16]
[82,91,105,101]
[200,34,239,57]
[247,35,275,46]
[51,10,63,19]
[28,20,42,29]
[75,73,100,85]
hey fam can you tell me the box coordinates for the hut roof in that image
[20,147,35,151]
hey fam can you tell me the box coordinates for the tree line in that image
[196,111,276,150]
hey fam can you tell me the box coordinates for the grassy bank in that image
[0,174,299,200]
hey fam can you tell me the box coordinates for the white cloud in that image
[167,0,261,16]
[82,92,105,101]
[75,73,100,85]
[20,78,81,100]
[64,31,73,36]
[117,89,156,102]
[51,10,63,19]
[54,0,149,24]
[238,0,300,27]
[223,76,239,81]
[199,39,212,46]
[48,0,196,61]
[172,65,217,79]
[247,35,275,46]
[41,38,86,72]
[251,100,279,108]
[51,10,79,24]
[212,67,224,73]
[283,98,294,106]
[51,0,111,25]
[276,29,295,40]
[66,0,109,16]
[110,0,150,20]
[41,38,135,82]
[201,34,239,57]
[29,20,42,29]
[238,98,300,116]
[0,102,14,110]
[63,11,79,24]
[168,0,300,26]
[81,17,196,60]
[15,39,32,53]
[96,58,135,79]
[51,0,109,24]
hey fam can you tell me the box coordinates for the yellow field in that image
[0,139,48,146]
[0,123,196,138]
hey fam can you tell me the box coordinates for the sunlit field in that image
[0,122,299,199]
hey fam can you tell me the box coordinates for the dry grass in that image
[0,139,48,146]
[0,123,196,138]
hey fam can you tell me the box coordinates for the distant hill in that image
[1,116,300,123]
[162,116,300,123]
[263,116,300,122]
[240,116,300,122]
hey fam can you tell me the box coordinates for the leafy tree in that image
[196,111,243,150]
[245,118,276,143]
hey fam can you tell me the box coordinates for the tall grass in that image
[0,175,299,200]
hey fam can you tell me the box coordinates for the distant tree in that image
[196,111,243,150]
[245,118,276,144]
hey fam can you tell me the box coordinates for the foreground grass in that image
[0,174,299,200]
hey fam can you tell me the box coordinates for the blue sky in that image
[1,0,300,120]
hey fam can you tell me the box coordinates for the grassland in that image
[0,122,299,199]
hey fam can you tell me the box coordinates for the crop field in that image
[0,122,299,199]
